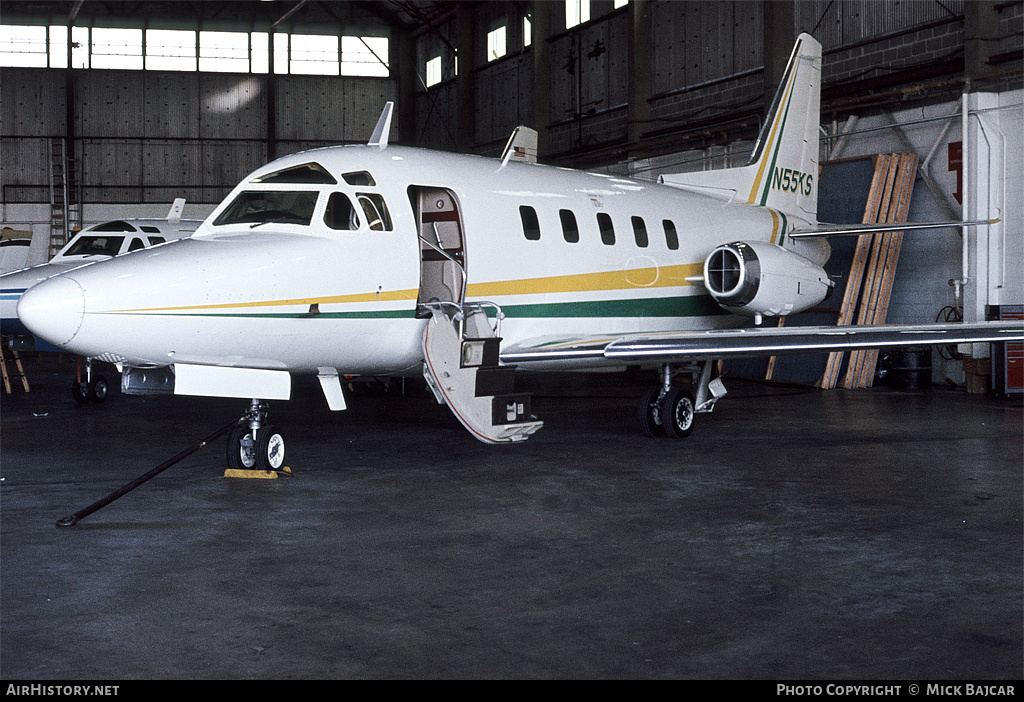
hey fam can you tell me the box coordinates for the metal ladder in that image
[48,138,81,259]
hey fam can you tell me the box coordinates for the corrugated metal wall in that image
[1,66,395,205]
[795,0,964,49]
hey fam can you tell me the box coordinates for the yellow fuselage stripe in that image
[111,263,705,314]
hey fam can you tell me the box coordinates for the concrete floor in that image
[1,355,1021,680]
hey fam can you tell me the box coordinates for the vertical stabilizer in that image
[368,102,394,148]
[658,33,822,224]
[166,198,185,222]
[744,33,822,221]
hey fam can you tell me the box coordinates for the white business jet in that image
[16,34,1022,471]
[2,200,202,400]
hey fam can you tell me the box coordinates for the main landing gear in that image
[638,361,726,438]
[226,399,286,473]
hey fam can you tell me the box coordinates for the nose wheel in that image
[71,358,109,404]
[226,400,286,473]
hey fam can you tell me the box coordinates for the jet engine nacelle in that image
[703,241,833,320]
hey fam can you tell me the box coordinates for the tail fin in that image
[166,198,185,222]
[659,33,822,223]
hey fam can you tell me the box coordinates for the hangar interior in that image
[1,0,1021,388]
[0,0,1023,682]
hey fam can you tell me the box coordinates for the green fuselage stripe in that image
[121,294,725,320]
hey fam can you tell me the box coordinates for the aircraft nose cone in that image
[17,276,85,347]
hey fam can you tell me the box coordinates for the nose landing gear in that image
[226,399,287,474]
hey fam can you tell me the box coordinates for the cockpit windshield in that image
[63,236,125,257]
[213,191,319,227]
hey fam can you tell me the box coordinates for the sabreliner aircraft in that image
[16,34,1023,471]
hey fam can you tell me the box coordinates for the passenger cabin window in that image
[213,190,319,226]
[520,205,540,240]
[559,209,579,243]
[631,216,648,247]
[597,213,615,245]
[147,236,166,245]
[250,162,337,185]
[663,220,679,250]
[357,193,392,231]
[140,225,161,233]
[342,171,375,186]
[324,192,359,230]
[127,237,145,252]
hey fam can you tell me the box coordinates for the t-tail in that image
[659,33,822,225]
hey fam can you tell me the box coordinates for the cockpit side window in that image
[213,191,319,227]
[64,236,125,257]
[91,221,137,232]
[324,192,360,231]
[250,162,337,184]
[357,193,392,231]
[342,171,376,186]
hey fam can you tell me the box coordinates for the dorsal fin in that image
[498,126,538,169]
[368,102,394,148]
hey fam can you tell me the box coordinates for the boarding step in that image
[422,306,542,444]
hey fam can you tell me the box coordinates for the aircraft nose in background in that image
[17,276,86,347]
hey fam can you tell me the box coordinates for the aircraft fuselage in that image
[18,145,809,377]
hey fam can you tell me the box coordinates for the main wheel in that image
[638,387,666,437]
[89,375,109,403]
[226,426,257,471]
[661,387,695,438]
[254,426,286,472]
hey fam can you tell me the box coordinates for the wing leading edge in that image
[500,321,1024,366]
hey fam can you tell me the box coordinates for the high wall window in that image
[341,36,389,77]
[146,29,197,71]
[566,0,591,29]
[0,22,389,76]
[425,54,442,87]
[200,31,250,73]
[487,22,506,62]
[0,25,47,66]
[289,33,339,75]
[90,27,143,70]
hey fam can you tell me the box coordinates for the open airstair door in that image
[412,186,542,444]
[422,306,543,444]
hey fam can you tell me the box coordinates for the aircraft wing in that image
[500,321,1024,366]
[788,219,998,238]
